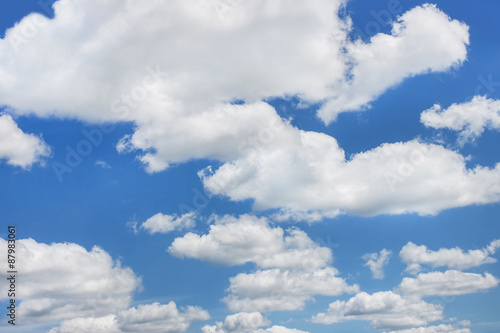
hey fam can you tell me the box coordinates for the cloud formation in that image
[141,212,197,234]
[398,270,499,297]
[49,302,210,333]
[169,214,357,312]
[421,96,500,143]
[0,114,50,168]
[363,249,392,279]
[400,240,500,274]
[312,291,443,330]
[0,238,140,323]
[201,312,309,333]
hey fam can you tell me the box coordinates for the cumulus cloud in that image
[312,291,443,331]
[0,114,50,168]
[398,270,499,297]
[225,267,359,312]
[363,249,392,279]
[0,238,140,324]
[141,212,197,234]
[169,214,331,269]
[49,302,210,333]
[400,240,500,274]
[421,96,500,143]
[201,312,270,333]
[318,4,469,122]
[169,215,357,312]
[201,312,309,333]
[0,0,469,173]
[201,136,500,218]
[383,323,471,333]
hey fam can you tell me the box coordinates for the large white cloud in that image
[0,0,469,172]
[421,96,500,143]
[311,291,443,331]
[318,4,469,122]
[400,240,500,274]
[48,302,210,333]
[0,238,140,324]
[201,136,500,218]
[398,270,499,297]
[0,114,50,168]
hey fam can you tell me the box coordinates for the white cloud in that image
[398,270,499,297]
[202,312,270,333]
[0,113,50,168]
[49,302,210,333]
[0,238,141,323]
[400,240,500,274]
[318,4,469,122]
[421,96,500,143]
[312,291,443,331]
[201,136,500,218]
[95,160,111,168]
[363,249,392,279]
[169,214,357,312]
[225,267,359,312]
[169,214,332,270]
[383,323,471,333]
[0,0,469,175]
[202,312,309,333]
[141,212,197,234]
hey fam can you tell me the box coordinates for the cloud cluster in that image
[421,96,500,143]
[49,302,210,333]
[313,239,500,331]
[0,238,140,323]
[0,114,50,168]
[400,240,500,274]
[169,214,358,312]
[312,291,443,330]
[201,312,309,333]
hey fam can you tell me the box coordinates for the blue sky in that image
[0,0,499,332]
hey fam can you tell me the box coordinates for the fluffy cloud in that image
[225,267,359,312]
[312,291,443,330]
[169,214,331,269]
[201,312,309,333]
[0,238,140,323]
[49,302,210,333]
[169,215,357,312]
[0,0,469,173]
[202,312,270,333]
[363,249,392,279]
[398,270,499,297]
[141,212,197,234]
[201,135,500,218]
[400,240,500,274]
[383,323,471,333]
[421,96,500,143]
[0,114,50,168]
[318,4,469,122]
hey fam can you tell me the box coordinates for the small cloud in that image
[362,249,392,279]
[95,160,112,169]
